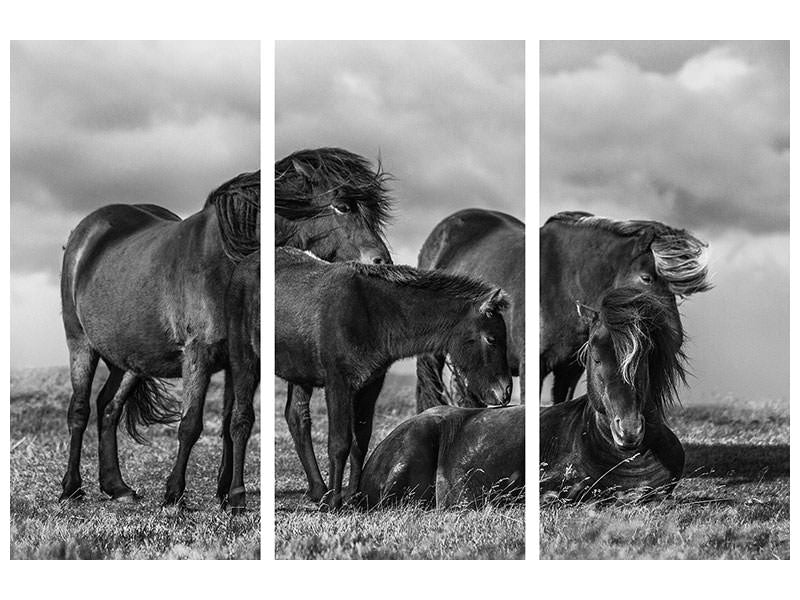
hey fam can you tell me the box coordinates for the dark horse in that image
[218,251,260,513]
[540,287,687,501]
[540,211,711,404]
[60,170,259,505]
[275,148,394,502]
[359,405,524,508]
[276,247,512,509]
[416,209,525,411]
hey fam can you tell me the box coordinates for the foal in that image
[276,247,512,509]
[540,287,687,500]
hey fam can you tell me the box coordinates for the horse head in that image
[275,148,393,265]
[448,288,513,407]
[579,287,687,451]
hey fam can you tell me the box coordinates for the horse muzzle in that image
[610,415,645,450]
[485,379,513,407]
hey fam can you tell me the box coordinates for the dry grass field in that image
[10,367,260,560]
[540,396,789,559]
[274,371,525,560]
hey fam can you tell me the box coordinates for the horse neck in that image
[558,226,639,301]
[365,277,472,361]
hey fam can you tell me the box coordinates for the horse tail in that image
[123,377,181,444]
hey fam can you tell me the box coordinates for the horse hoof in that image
[59,487,86,502]
[306,485,328,503]
[112,490,139,503]
[163,491,185,508]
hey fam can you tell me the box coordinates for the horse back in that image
[418,208,523,272]
[438,406,525,506]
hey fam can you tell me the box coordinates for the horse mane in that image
[206,170,260,263]
[545,211,712,297]
[581,287,688,417]
[345,262,510,313]
[274,147,393,230]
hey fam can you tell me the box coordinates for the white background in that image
[1,0,797,597]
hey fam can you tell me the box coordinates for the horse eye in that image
[332,203,351,214]
[640,273,653,284]
[484,310,495,319]
[484,335,496,346]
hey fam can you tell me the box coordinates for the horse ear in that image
[291,159,314,180]
[480,288,509,314]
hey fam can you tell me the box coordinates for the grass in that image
[540,395,789,559]
[10,366,260,560]
[274,372,525,560]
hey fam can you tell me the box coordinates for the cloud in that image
[11,40,260,277]
[540,41,789,403]
[10,41,260,367]
[540,42,788,234]
[276,41,525,267]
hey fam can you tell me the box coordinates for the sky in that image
[276,41,525,269]
[10,41,260,368]
[540,41,789,403]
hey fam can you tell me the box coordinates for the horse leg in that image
[60,340,99,501]
[285,383,327,501]
[324,378,354,511]
[164,347,211,506]
[416,353,445,413]
[347,372,384,497]
[227,357,258,514]
[552,361,584,404]
[216,367,234,505]
[97,370,139,500]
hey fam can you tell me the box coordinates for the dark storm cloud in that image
[11,41,260,278]
[276,41,525,266]
[540,41,788,234]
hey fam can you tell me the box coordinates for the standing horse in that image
[276,247,512,509]
[275,148,394,501]
[59,170,259,504]
[217,251,260,513]
[540,287,687,500]
[359,405,524,509]
[416,209,524,410]
[540,211,710,404]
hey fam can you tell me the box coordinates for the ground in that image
[274,371,525,560]
[540,395,789,559]
[10,367,260,560]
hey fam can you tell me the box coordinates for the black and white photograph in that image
[9,40,261,559]
[274,40,525,559]
[539,40,789,559]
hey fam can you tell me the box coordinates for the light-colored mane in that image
[546,211,712,297]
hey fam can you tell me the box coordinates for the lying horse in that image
[60,171,259,504]
[276,247,512,509]
[540,211,710,404]
[217,251,260,513]
[276,148,394,502]
[416,209,525,410]
[359,405,524,508]
[540,287,687,500]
